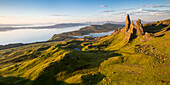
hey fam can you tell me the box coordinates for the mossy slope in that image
[0,17,169,85]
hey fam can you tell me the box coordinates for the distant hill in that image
[49,23,124,41]
[0,15,169,85]
[26,23,88,29]
[0,23,88,32]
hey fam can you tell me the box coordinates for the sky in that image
[0,0,170,24]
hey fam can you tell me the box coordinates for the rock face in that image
[128,21,137,39]
[125,14,131,32]
[121,14,131,34]
[134,19,144,35]
[121,14,145,41]
[122,14,145,35]
[140,32,153,42]
[128,20,134,33]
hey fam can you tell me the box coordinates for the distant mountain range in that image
[0,20,154,32]
[86,20,154,25]
[0,23,55,27]
[28,23,88,29]
[0,23,89,31]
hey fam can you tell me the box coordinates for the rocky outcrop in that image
[121,14,145,41]
[156,19,170,26]
[128,20,134,33]
[134,19,144,35]
[128,21,137,39]
[140,32,153,42]
[121,14,131,34]
[125,14,131,31]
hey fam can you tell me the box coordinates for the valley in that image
[0,14,169,85]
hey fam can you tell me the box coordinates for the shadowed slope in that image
[0,40,121,85]
[0,15,169,85]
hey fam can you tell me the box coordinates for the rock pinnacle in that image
[125,14,131,31]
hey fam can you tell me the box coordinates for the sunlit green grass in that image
[0,19,169,85]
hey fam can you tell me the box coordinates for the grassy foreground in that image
[0,19,169,85]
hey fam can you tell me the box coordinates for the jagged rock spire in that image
[121,14,144,37]
[135,19,144,35]
[130,20,134,28]
[128,20,134,33]
[125,14,131,31]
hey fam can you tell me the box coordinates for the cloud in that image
[100,4,170,13]
[100,10,115,13]
[98,5,108,7]
[128,9,170,15]
[113,12,126,15]
[100,8,135,13]
[48,14,70,16]
[0,16,15,18]
[141,4,170,8]
[0,16,6,17]
[111,9,170,16]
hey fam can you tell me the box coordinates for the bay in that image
[0,25,87,45]
[73,30,114,38]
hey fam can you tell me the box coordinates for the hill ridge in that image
[0,14,169,85]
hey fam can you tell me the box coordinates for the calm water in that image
[0,26,87,45]
[73,30,114,38]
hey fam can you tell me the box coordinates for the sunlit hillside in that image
[0,14,169,85]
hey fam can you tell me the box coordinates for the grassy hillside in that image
[0,17,169,85]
